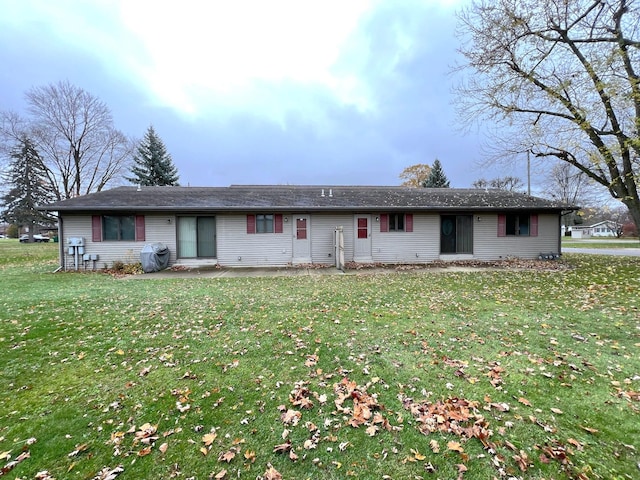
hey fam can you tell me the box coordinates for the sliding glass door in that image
[440,215,473,254]
[178,216,216,258]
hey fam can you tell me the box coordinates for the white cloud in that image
[117,0,374,116]
[1,0,467,121]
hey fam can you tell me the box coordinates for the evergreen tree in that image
[1,136,56,232]
[422,159,450,188]
[127,126,179,186]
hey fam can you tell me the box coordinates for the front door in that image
[292,215,311,264]
[353,214,372,261]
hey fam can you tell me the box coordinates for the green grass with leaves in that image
[1,241,639,479]
[561,238,640,249]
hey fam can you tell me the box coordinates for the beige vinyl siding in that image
[310,214,352,265]
[60,214,177,269]
[473,213,559,260]
[371,214,440,263]
[59,211,562,270]
[216,215,293,267]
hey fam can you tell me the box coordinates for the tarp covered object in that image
[140,242,170,273]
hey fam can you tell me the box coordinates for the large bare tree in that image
[456,0,640,231]
[2,81,133,200]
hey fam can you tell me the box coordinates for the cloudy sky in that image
[0,0,526,188]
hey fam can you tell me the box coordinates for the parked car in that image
[20,234,50,243]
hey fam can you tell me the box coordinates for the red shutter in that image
[274,214,283,233]
[247,214,256,234]
[530,214,538,237]
[405,214,413,232]
[497,214,506,237]
[92,215,102,242]
[380,214,389,232]
[135,215,145,241]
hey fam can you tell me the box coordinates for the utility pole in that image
[527,150,531,195]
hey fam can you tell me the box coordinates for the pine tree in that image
[422,159,450,188]
[1,136,56,232]
[127,126,179,186]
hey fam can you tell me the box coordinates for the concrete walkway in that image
[128,265,494,279]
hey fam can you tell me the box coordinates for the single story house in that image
[570,220,621,239]
[40,185,574,271]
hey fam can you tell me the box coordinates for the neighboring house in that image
[571,220,621,239]
[589,220,621,237]
[39,185,573,271]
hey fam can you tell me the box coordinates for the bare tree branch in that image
[456,0,640,230]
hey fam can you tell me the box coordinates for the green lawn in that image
[1,242,639,479]
[561,237,640,249]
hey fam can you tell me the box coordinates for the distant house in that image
[571,220,621,239]
[40,185,574,271]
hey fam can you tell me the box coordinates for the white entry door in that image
[292,215,311,263]
[353,214,372,261]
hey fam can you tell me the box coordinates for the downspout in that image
[558,213,562,256]
[54,214,64,272]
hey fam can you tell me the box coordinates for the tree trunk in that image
[622,199,640,239]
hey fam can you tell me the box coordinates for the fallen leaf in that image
[263,463,282,480]
[137,446,152,457]
[159,443,168,454]
[338,441,350,451]
[567,438,583,451]
[213,469,227,479]
[518,397,532,407]
[273,441,292,454]
[202,432,217,446]
[365,425,379,437]
[218,448,237,463]
[280,409,301,426]
[447,441,465,453]
[581,425,599,434]
[551,408,563,415]
[429,439,440,453]
[410,448,426,460]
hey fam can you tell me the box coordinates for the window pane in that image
[357,217,368,239]
[296,218,307,240]
[178,217,197,257]
[506,215,517,235]
[390,213,404,231]
[197,217,216,257]
[103,215,135,240]
[518,216,530,236]
[103,216,119,240]
[256,214,274,233]
[456,215,473,253]
[121,216,135,240]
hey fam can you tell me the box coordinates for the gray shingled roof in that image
[40,185,573,213]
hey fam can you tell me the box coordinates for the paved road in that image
[563,247,640,257]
